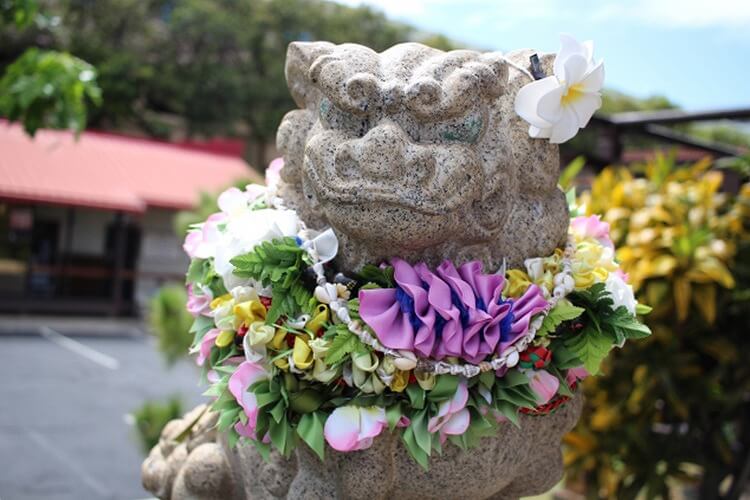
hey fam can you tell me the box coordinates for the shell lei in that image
[183,181,651,467]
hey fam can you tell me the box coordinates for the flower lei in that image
[182,160,651,468]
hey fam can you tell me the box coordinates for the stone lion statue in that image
[277,41,567,272]
[143,41,580,500]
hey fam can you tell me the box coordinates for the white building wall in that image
[135,207,188,313]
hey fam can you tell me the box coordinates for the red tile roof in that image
[0,120,260,213]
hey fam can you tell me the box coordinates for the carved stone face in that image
[277,41,568,272]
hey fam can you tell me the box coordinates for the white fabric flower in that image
[605,272,637,317]
[213,208,301,289]
[514,34,605,144]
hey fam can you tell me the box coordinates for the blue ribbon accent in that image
[497,298,515,344]
[450,289,470,326]
[395,287,423,332]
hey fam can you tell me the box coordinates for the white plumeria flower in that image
[515,34,605,144]
[604,272,638,319]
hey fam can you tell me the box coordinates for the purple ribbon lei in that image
[359,258,548,363]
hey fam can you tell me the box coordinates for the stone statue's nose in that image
[337,122,410,179]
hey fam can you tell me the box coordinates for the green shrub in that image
[132,397,184,454]
[148,284,194,366]
[566,157,750,499]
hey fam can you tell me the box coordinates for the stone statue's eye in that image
[440,113,483,144]
[319,97,370,137]
[319,98,333,126]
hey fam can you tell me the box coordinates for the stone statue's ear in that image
[286,41,335,108]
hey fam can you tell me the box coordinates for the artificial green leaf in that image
[189,315,214,336]
[297,411,326,461]
[226,426,240,449]
[357,264,395,288]
[186,258,206,284]
[411,409,432,455]
[537,300,585,336]
[495,386,538,409]
[479,370,496,390]
[607,306,652,341]
[427,375,459,402]
[563,324,613,375]
[288,389,325,414]
[269,417,290,455]
[255,390,281,409]
[406,384,426,410]
[547,365,574,397]
[402,427,429,471]
[495,400,520,427]
[550,340,584,369]
[324,329,360,366]
[217,407,240,432]
[495,369,529,389]
[251,438,271,461]
[386,402,403,431]
[269,399,287,424]
[635,303,653,315]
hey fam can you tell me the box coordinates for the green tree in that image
[0,0,102,136]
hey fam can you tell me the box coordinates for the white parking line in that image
[39,326,120,370]
[26,429,110,497]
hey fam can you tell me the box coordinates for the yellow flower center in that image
[561,84,585,106]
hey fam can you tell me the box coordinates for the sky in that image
[335,0,750,111]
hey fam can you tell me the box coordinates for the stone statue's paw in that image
[141,405,239,500]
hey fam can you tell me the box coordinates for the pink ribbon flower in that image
[565,365,589,388]
[196,328,220,367]
[570,214,613,249]
[528,369,560,405]
[427,380,471,442]
[228,361,268,439]
[186,284,213,317]
[323,406,387,452]
[182,212,226,259]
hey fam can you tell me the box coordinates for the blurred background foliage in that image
[132,396,184,453]
[566,157,750,499]
[148,284,193,366]
[0,0,102,135]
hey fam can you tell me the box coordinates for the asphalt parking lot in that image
[0,327,203,500]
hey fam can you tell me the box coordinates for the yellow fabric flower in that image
[572,241,617,289]
[214,330,235,348]
[233,299,266,327]
[415,371,436,391]
[270,329,287,350]
[246,321,275,346]
[390,370,409,392]
[274,357,289,371]
[305,304,329,333]
[525,249,564,295]
[292,336,314,370]
[504,269,533,298]
[210,293,232,310]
